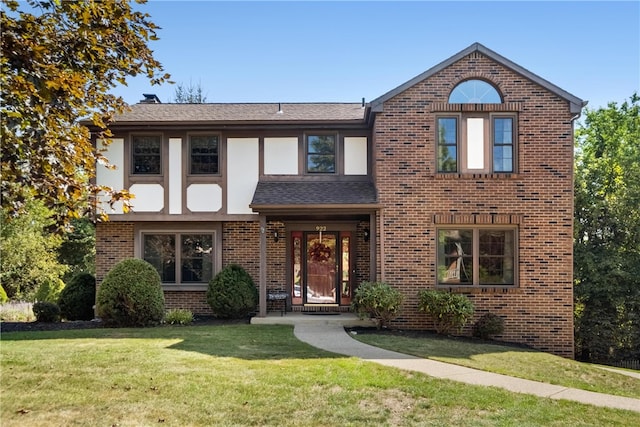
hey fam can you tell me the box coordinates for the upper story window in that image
[448,79,502,103]
[190,135,219,175]
[306,135,336,173]
[437,114,516,174]
[132,135,161,174]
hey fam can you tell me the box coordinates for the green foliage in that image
[96,259,165,327]
[351,281,404,330]
[472,313,505,339]
[0,285,8,304]
[0,198,68,300]
[58,218,96,280]
[574,93,640,363]
[34,278,65,304]
[1,0,170,228]
[418,289,474,335]
[58,273,96,321]
[164,309,194,325]
[206,264,258,319]
[32,301,61,323]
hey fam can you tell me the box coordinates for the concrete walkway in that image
[252,313,640,413]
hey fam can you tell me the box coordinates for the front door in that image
[291,230,353,306]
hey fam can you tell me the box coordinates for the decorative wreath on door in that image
[309,242,331,262]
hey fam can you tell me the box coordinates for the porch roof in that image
[250,181,379,212]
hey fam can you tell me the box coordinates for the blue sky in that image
[112,1,640,112]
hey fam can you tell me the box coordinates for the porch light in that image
[363,228,370,242]
[274,231,279,242]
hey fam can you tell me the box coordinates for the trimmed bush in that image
[418,289,474,335]
[58,273,96,321]
[473,313,505,339]
[96,259,165,327]
[352,281,404,330]
[33,301,61,323]
[207,264,258,319]
[164,308,194,325]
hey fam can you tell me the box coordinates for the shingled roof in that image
[250,181,378,212]
[112,102,367,124]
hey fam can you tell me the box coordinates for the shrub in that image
[207,264,258,319]
[58,273,96,321]
[418,289,474,335]
[473,313,505,339]
[352,281,404,330]
[34,277,66,303]
[96,259,165,327]
[164,308,194,325]
[32,301,61,323]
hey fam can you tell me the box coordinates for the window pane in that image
[190,135,219,174]
[448,79,501,103]
[437,118,457,172]
[493,146,513,172]
[143,235,176,282]
[307,135,336,173]
[479,230,514,285]
[466,118,484,170]
[181,234,213,283]
[132,136,161,174]
[494,118,513,144]
[438,230,473,285]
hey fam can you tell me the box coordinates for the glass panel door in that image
[305,232,337,304]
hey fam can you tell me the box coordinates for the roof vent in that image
[277,102,283,114]
[140,93,161,104]
[361,97,365,108]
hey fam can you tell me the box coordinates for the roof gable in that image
[369,42,586,114]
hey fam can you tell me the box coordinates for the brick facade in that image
[372,52,575,357]
[94,44,580,358]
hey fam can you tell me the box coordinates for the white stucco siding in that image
[264,137,298,175]
[227,138,259,214]
[96,138,125,214]
[344,137,368,175]
[187,184,222,212]
[128,184,164,212]
[169,138,182,214]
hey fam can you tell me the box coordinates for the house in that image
[94,43,585,357]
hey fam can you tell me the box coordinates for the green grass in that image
[351,329,640,399]
[1,325,638,426]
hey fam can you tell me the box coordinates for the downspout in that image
[259,215,267,317]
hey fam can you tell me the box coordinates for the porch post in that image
[259,215,267,317]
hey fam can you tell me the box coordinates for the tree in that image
[173,79,208,103]
[0,197,68,300]
[574,93,640,363]
[1,0,170,229]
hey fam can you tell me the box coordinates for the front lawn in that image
[350,329,640,399]
[1,325,638,426]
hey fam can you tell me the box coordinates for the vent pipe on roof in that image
[277,102,283,114]
[361,97,365,108]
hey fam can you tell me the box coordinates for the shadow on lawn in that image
[1,320,343,361]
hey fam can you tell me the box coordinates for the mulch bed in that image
[0,316,251,334]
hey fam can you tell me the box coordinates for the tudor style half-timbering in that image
[94,43,584,357]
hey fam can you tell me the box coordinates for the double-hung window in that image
[436,114,516,173]
[189,135,219,174]
[437,228,516,286]
[143,233,214,284]
[132,135,162,174]
[306,135,336,173]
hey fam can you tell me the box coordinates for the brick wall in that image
[373,52,575,357]
[95,222,135,285]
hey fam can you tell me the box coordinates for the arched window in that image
[448,79,502,104]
